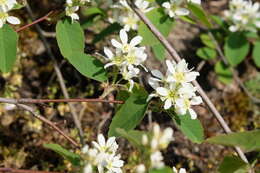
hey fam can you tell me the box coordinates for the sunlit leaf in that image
[0,24,18,73]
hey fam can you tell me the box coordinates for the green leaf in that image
[187,3,212,28]
[200,34,215,49]
[206,130,260,152]
[67,52,107,82]
[43,143,81,166]
[224,32,249,66]
[152,43,166,61]
[179,15,196,25]
[210,15,228,29]
[108,87,149,137]
[56,19,85,57]
[81,7,106,17]
[218,156,250,173]
[116,129,148,149]
[0,24,18,73]
[196,47,217,60]
[150,167,173,173]
[253,41,260,68]
[214,61,233,84]
[93,23,122,44]
[138,8,174,46]
[168,112,204,143]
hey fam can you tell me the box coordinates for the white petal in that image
[156,87,169,96]
[111,39,122,49]
[162,2,171,9]
[104,62,115,69]
[147,93,157,102]
[120,29,128,44]
[164,99,172,109]
[166,60,175,74]
[151,70,164,79]
[104,47,114,59]
[175,8,190,16]
[97,134,106,146]
[0,21,4,28]
[191,96,203,105]
[185,71,199,82]
[130,36,142,47]
[179,168,187,173]
[7,16,20,25]
[189,108,197,119]
[106,137,116,147]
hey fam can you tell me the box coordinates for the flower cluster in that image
[0,0,20,28]
[82,134,124,173]
[103,29,147,91]
[162,0,201,18]
[65,0,89,21]
[134,124,186,172]
[139,123,173,170]
[112,0,153,31]
[224,0,260,32]
[148,60,202,119]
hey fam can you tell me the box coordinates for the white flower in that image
[162,0,190,18]
[121,65,140,92]
[65,6,79,21]
[166,59,200,85]
[82,145,89,154]
[105,154,124,173]
[135,0,154,13]
[120,13,139,31]
[156,83,179,109]
[173,167,187,173]
[111,29,143,53]
[83,164,93,173]
[175,95,202,119]
[135,164,146,173]
[225,0,260,32]
[113,0,153,31]
[151,123,173,150]
[0,0,17,11]
[150,151,165,169]
[0,8,20,28]
[187,0,201,5]
[104,47,125,68]
[92,134,119,155]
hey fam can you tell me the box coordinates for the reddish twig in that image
[0,98,124,105]
[0,168,61,173]
[126,0,249,163]
[15,11,53,32]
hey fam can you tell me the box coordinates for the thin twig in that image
[127,0,249,163]
[0,99,79,147]
[208,32,260,103]
[0,97,124,104]
[0,168,61,173]
[16,11,53,32]
[25,4,85,145]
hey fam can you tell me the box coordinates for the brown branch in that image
[0,168,61,173]
[126,0,249,163]
[18,104,79,147]
[0,97,124,104]
[25,4,85,145]
[16,11,53,32]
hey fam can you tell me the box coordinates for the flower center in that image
[113,55,124,65]
[0,12,8,20]
[0,0,7,5]
[125,54,136,64]
[125,16,137,27]
[174,72,185,82]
